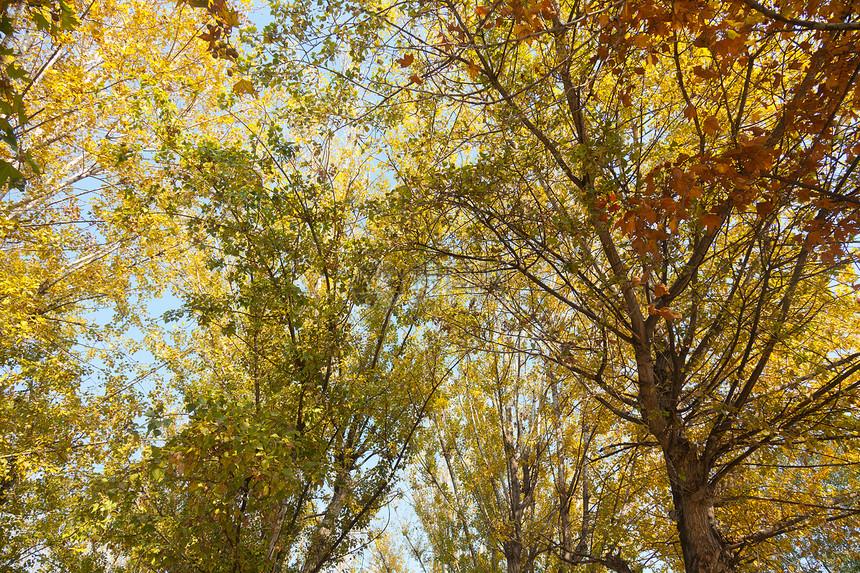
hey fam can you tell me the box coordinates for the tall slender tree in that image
[99,133,447,573]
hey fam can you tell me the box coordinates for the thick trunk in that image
[675,493,731,572]
[504,539,523,573]
[646,346,734,573]
[666,456,733,573]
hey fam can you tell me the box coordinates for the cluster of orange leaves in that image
[396,0,860,263]
[396,0,559,85]
[604,137,777,255]
[477,0,558,41]
[182,0,240,61]
[597,0,860,264]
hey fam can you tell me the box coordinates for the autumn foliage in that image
[2,0,860,572]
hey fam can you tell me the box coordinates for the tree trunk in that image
[504,538,523,573]
[501,405,527,573]
[666,454,733,573]
[550,374,575,571]
[646,346,734,573]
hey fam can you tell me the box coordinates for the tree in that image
[254,0,860,570]
[4,0,860,570]
[382,0,860,570]
[98,134,447,573]
[402,300,666,573]
[0,0,247,568]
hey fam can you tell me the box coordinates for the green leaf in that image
[6,62,27,80]
[232,78,257,97]
[0,159,24,189]
[0,118,17,148]
[32,11,51,32]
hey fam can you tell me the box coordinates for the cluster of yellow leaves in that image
[0,0,260,567]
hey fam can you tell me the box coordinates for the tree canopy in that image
[1,0,859,572]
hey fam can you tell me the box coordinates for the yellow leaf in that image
[513,23,531,39]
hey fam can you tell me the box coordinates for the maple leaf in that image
[755,200,775,217]
[231,79,256,97]
[222,8,240,27]
[650,305,682,320]
[409,73,424,85]
[199,24,220,43]
[654,283,670,297]
[396,53,414,67]
[542,7,557,19]
[702,115,721,136]
[468,61,482,80]
[701,213,721,232]
[693,65,717,80]
[513,23,532,39]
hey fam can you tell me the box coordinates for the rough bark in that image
[667,456,732,573]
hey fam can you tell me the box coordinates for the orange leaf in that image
[702,115,721,136]
[701,213,721,232]
[755,200,774,217]
[475,5,491,16]
[621,91,632,107]
[668,216,679,234]
[656,307,682,320]
[409,73,424,85]
[693,65,717,80]
[396,53,414,67]
[654,283,670,297]
[513,23,532,39]
[683,104,697,119]
[639,205,658,225]
[660,196,677,210]
[468,61,482,79]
